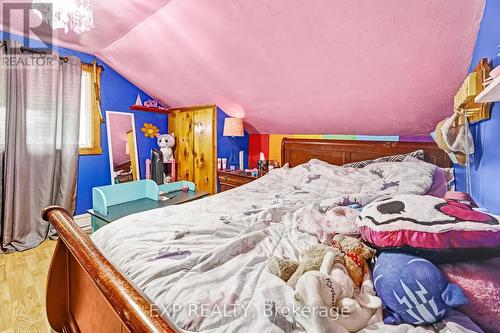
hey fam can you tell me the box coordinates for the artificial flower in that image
[141,123,159,138]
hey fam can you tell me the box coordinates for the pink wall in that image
[108,113,134,167]
[1,0,486,135]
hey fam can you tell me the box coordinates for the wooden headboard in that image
[281,138,451,168]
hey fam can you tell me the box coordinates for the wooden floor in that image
[0,240,56,333]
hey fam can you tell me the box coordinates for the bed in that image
[42,138,450,333]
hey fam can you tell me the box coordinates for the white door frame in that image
[105,111,141,184]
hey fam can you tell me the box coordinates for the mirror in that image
[106,111,140,184]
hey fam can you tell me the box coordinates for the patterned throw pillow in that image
[403,155,455,192]
[342,150,424,168]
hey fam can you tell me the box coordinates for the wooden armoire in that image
[168,105,217,194]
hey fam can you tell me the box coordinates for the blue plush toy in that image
[373,252,467,325]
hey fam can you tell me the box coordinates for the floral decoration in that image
[141,123,159,138]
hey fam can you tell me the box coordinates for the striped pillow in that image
[342,150,424,168]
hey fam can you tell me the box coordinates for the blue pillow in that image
[373,252,467,325]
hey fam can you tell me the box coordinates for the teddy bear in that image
[331,234,376,287]
[268,244,344,288]
[268,236,376,288]
[157,133,175,163]
[294,251,382,332]
[267,238,380,331]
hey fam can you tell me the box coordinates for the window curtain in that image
[0,41,81,252]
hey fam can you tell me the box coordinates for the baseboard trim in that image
[73,213,91,228]
[73,213,90,219]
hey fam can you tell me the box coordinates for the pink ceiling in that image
[0,0,171,53]
[1,0,485,135]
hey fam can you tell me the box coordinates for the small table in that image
[87,190,209,231]
[217,169,260,192]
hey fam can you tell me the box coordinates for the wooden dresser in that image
[217,170,258,192]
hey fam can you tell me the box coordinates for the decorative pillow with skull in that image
[358,194,500,262]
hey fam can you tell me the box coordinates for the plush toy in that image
[332,235,376,287]
[373,252,468,326]
[288,245,345,288]
[267,241,381,332]
[268,237,375,288]
[157,133,175,162]
[294,251,383,332]
[267,256,299,282]
[268,244,341,287]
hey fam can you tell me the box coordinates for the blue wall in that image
[1,33,250,214]
[455,0,500,214]
[216,107,249,169]
[75,63,168,215]
[1,32,168,215]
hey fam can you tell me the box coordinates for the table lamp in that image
[223,117,244,169]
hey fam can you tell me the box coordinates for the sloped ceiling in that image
[1,0,485,134]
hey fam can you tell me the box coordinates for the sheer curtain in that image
[0,41,81,252]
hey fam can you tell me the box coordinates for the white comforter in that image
[91,160,437,332]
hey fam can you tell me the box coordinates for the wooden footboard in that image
[42,206,178,333]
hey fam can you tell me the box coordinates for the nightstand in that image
[88,190,209,231]
[217,170,259,192]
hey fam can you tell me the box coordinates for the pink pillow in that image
[439,258,500,333]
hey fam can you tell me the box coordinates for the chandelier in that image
[31,0,95,35]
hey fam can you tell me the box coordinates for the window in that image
[79,63,102,155]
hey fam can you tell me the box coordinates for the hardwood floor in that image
[0,240,56,333]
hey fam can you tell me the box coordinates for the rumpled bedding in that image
[91,159,471,332]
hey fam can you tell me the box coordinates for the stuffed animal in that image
[267,256,299,282]
[332,235,376,287]
[294,251,383,332]
[287,245,342,288]
[267,241,381,332]
[157,133,175,162]
[294,251,354,308]
[373,252,468,326]
[268,244,341,287]
[268,236,375,288]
